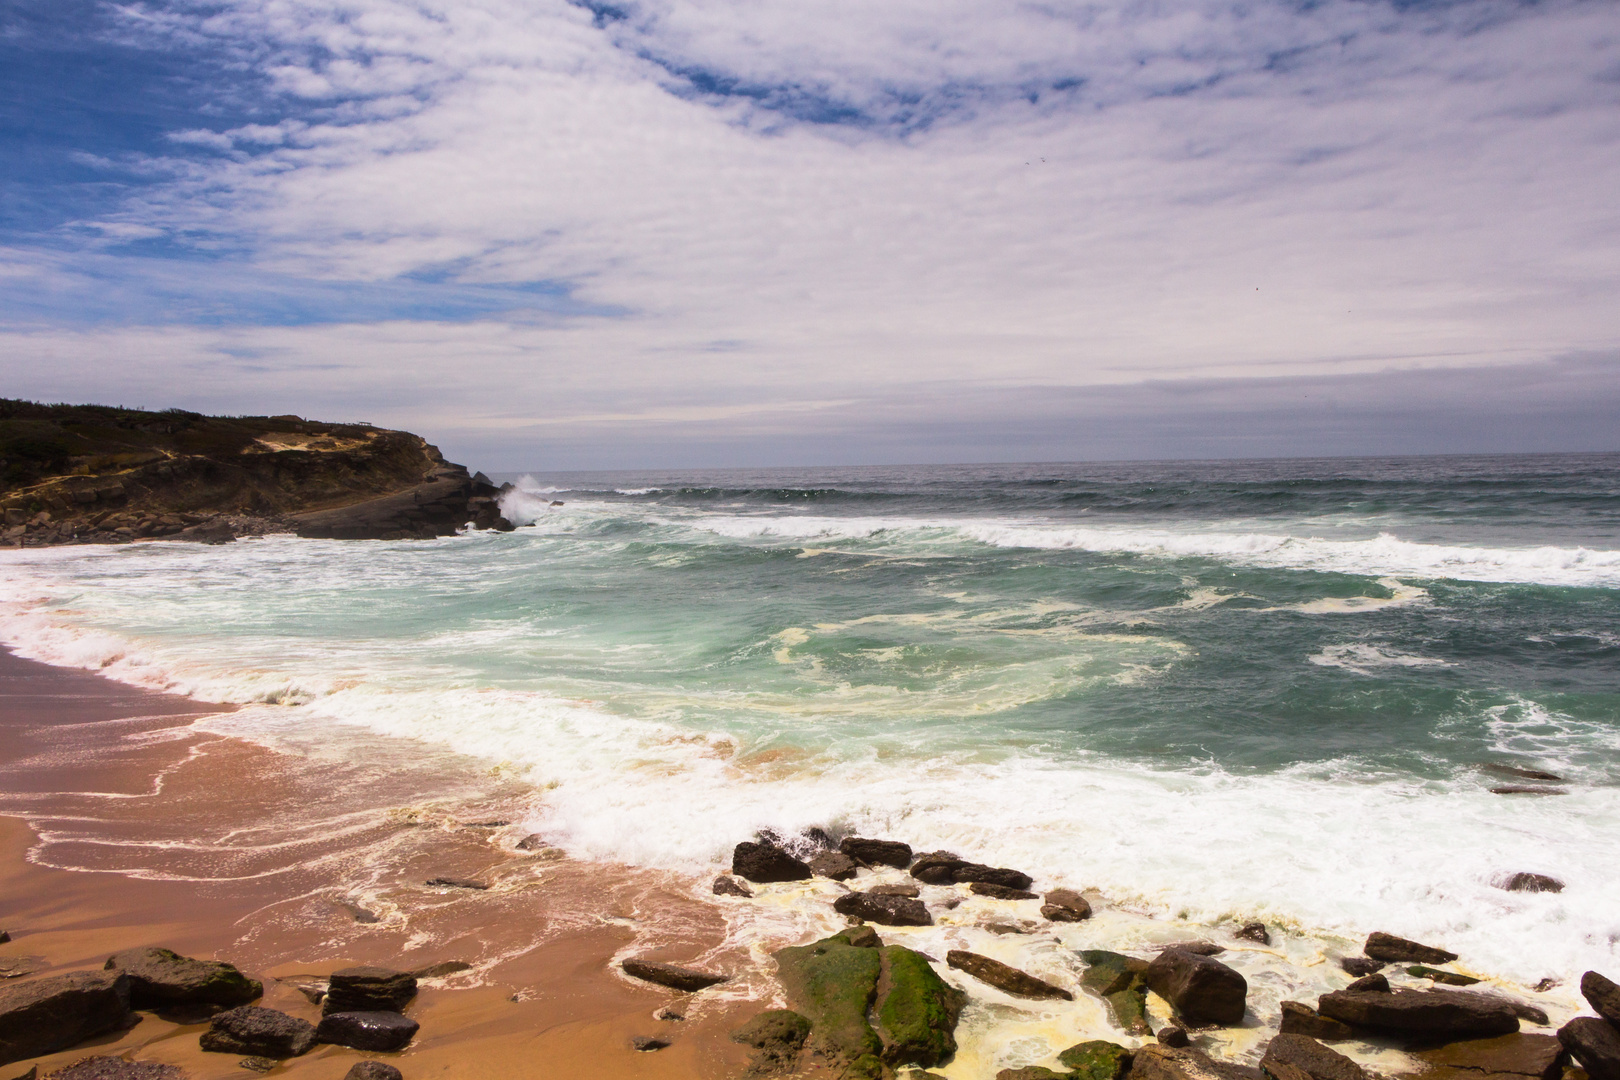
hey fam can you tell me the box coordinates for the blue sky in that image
[1,0,1617,468]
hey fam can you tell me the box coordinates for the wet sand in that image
[0,648,757,1079]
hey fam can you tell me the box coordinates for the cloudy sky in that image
[2,0,1618,468]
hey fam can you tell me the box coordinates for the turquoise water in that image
[3,453,1617,983]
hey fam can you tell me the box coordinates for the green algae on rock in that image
[876,946,966,1068]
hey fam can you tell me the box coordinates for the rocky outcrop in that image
[1279,1002,1354,1041]
[1363,932,1457,965]
[1339,958,1384,977]
[198,1005,317,1057]
[946,951,1071,1001]
[875,945,966,1068]
[1129,1044,1262,1080]
[908,852,1033,890]
[105,947,261,1010]
[1058,1040,1134,1080]
[0,971,131,1066]
[1259,1035,1365,1080]
[1416,1032,1566,1080]
[1146,949,1247,1026]
[38,1059,181,1080]
[322,967,417,1014]
[1078,950,1151,1036]
[1408,965,1480,986]
[1317,987,1518,1040]
[620,958,729,992]
[292,463,501,540]
[809,852,859,881]
[732,1010,812,1075]
[315,1010,419,1051]
[1041,889,1092,922]
[1559,1017,1620,1080]
[834,891,933,927]
[1585,971,1620,1026]
[732,840,813,884]
[973,882,1038,901]
[841,838,913,869]
[1345,974,1389,993]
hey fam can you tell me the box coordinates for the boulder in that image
[1159,1026,1192,1048]
[620,958,729,992]
[809,852,859,881]
[868,883,921,898]
[1041,889,1093,922]
[1499,873,1564,894]
[1078,950,1151,1036]
[1346,974,1389,994]
[1279,1002,1354,1041]
[841,838,914,869]
[1145,949,1247,1026]
[105,947,261,1010]
[1583,971,1620,1026]
[773,929,885,1080]
[1559,1017,1620,1080]
[322,967,417,1014]
[38,1060,182,1080]
[1130,1044,1263,1080]
[1260,1035,1366,1080]
[0,970,132,1066]
[833,892,933,927]
[875,946,965,1068]
[1058,1040,1133,1080]
[315,1011,419,1052]
[946,951,1072,1001]
[345,1063,404,1080]
[731,1009,812,1074]
[951,864,1035,891]
[998,1069,1071,1080]
[631,1036,669,1051]
[1339,958,1384,977]
[713,875,754,898]
[198,1005,317,1057]
[973,882,1038,901]
[733,841,812,884]
[1363,932,1457,965]
[1237,923,1272,946]
[1417,1032,1566,1080]
[0,933,7,945]
[909,852,967,885]
[1408,966,1480,987]
[1317,988,1518,1040]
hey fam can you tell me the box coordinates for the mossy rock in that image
[1078,951,1151,1036]
[733,1009,813,1074]
[1057,1040,1134,1080]
[998,1069,1073,1080]
[774,931,884,1072]
[876,946,966,1068]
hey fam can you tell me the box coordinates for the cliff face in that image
[0,400,510,546]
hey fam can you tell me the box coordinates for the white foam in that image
[1309,643,1453,674]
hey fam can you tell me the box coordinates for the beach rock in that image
[1058,1040,1133,1080]
[1130,1043,1263,1080]
[1435,990,1550,1027]
[875,945,965,1069]
[838,926,883,949]
[1582,972,1620,1026]
[809,852,859,881]
[998,1068,1071,1080]
[946,951,1072,1001]
[344,1064,404,1080]
[105,948,262,1010]
[1417,1032,1567,1080]
[41,1059,183,1080]
[0,959,46,980]
[833,891,933,927]
[1042,889,1093,922]
[1559,1017,1620,1080]
[732,841,812,884]
[868,883,921,898]
[1280,1002,1354,1041]
[514,834,547,850]
[952,864,1035,891]
[1237,923,1272,946]
[322,968,416,1014]
[1500,873,1565,894]
[985,922,1034,935]
[1339,958,1384,977]
[424,877,488,890]
[315,1011,419,1052]
[772,929,885,1080]
[657,1007,684,1021]
[1159,1026,1192,1048]
[731,1009,811,1074]
[1346,974,1389,994]
[0,933,7,945]
[1364,932,1458,965]
[275,975,327,1005]
[1146,949,1247,1026]
[909,852,967,885]
[1317,988,1518,1040]
[631,1036,669,1051]
[0,970,132,1065]
[841,838,914,869]
[620,958,729,992]
[713,875,754,897]
[972,882,1039,901]
[1260,1035,1365,1080]
[198,1006,316,1058]
[1409,966,1481,986]
[1079,951,1152,1037]
[1156,943,1226,957]
[412,961,473,980]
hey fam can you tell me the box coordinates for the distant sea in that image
[3,453,1617,984]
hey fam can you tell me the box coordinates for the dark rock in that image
[412,961,473,980]
[1042,889,1093,922]
[972,882,1038,901]
[838,926,883,949]
[1318,988,1518,1040]
[315,1011,419,1052]
[322,968,416,1014]
[841,838,914,869]
[1559,1017,1620,1080]
[344,1064,404,1080]
[0,933,7,945]
[631,1036,669,1051]
[1156,942,1226,957]
[732,1008,811,1074]
[1058,1040,1133,1080]
[985,922,1033,935]
[909,852,967,885]
[424,877,488,890]
[868,883,921,898]
[620,958,729,992]
[1364,932,1458,965]
[732,841,812,884]
[1159,1026,1192,1047]
[0,959,46,980]
[946,951,1072,1001]
[514,834,547,850]
[1489,786,1567,796]
[1483,764,1564,782]
[998,1068,1071,1080]
[1500,874,1565,894]
[198,1005,317,1058]
[1339,957,1384,977]
[1346,974,1389,994]
[1280,1002,1355,1041]
[772,930,884,1080]
[1130,1044,1264,1080]
[833,892,933,927]
[809,852,859,881]
[1237,922,1271,945]
[41,1059,183,1080]
[1418,1032,1567,1080]
[104,948,261,1010]
[657,1007,684,1021]
[0,970,132,1065]
[1146,949,1247,1026]
[1261,1035,1366,1080]
[952,864,1035,891]
[1408,966,1481,986]
[713,875,753,897]
[1582,972,1620,1026]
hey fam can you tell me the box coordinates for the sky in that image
[1,0,1618,469]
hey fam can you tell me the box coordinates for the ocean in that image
[3,453,1617,995]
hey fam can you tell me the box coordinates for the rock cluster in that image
[1559,970,1620,1080]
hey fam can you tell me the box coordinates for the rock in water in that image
[713,875,754,897]
[1155,943,1225,957]
[1583,971,1620,1026]
[875,945,965,1068]
[946,951,1072,1001]
[1499,873,1564,894]
[868,883,921,898]
[423,877,488,890]
[1041,889,1092,922]
[0,970,132,1065]
[840,838,913,869]
[1339,958,1383,977]
[1237,923,1271,946]
[105,947,262,1010]
[198,1005,317,1057]
[951,864,1035,890]
[1363,932,1458,965]
[620,958,729,992]
[1318,988,1519,1040]
[1159,1026,1192,1048]
[1260,1035,1366,1080]
[973,882,1038,901]
[731,1009,812,1074]
[732,841,812,883]
[1279,1002,1354,1041]
[630,1036,669,1051]
[1078,951,1152,1036]
[1058,1040,1134,1080]
[411,961,473,980]
[315,1011,419,1051]
[772,929,885,1080]
[1146,949,1248,1026]
[1130,1044,1263,1080]
[38,1059,183,1080]
[908,851,967,884]
[833,892,933,927]
[345,1063,404,1080]
[809,852,859,881]
[1560,1017,1620,1080]
[1345,974,1389,994]
[322,967,417,1014]
[1408,966,1480,986]
[1417,1032,1567,1080]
